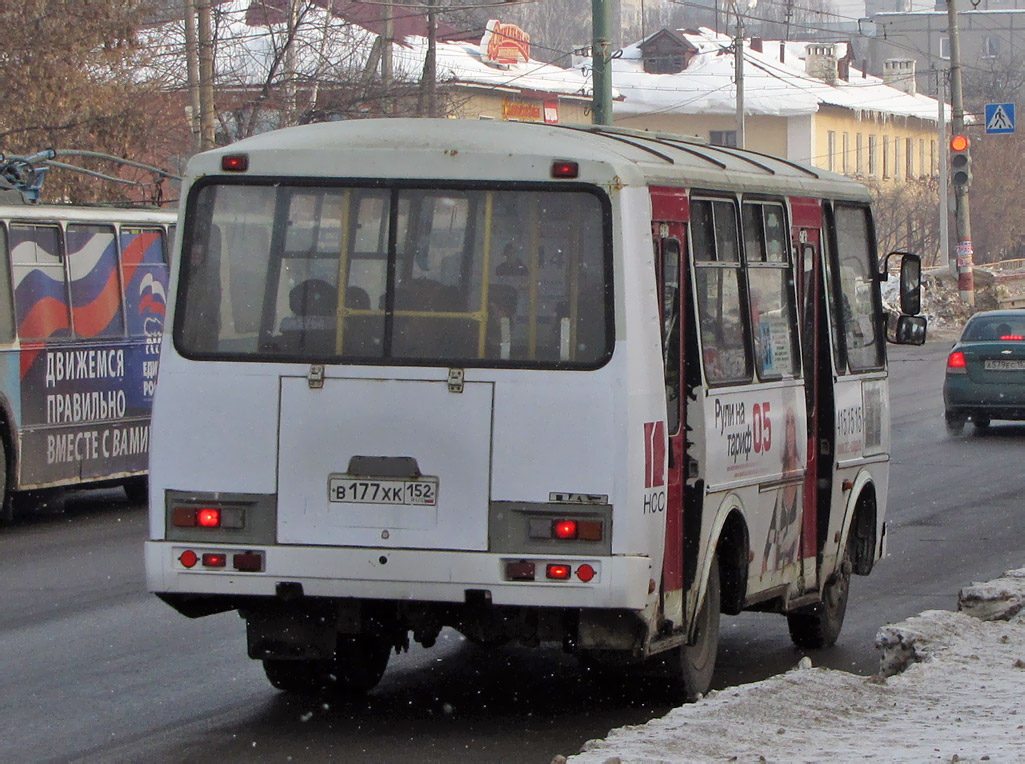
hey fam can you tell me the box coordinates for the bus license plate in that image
[328,476,438,506]
[984,359,1025,370]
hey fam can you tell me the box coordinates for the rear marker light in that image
[546,563,571,580]
[202,553,227,568]
[221,154,249,172]
[551,160,579,179]
[554,520,578,539]
[576,563,596,583]
[233,552,263,572]
[197,508,220,528]
[179,550,198,568]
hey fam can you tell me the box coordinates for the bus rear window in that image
[176,183,611,367]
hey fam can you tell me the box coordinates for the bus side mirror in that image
[895,314,927,345]
[899,253,922,316]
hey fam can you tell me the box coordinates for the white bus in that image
[146,119,924,700]
[0,200,175,520]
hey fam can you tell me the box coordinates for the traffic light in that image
[950,134,972,188]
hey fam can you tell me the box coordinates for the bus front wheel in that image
[263,633,391,697]
[666,553,720,702]
[787,534,853,649]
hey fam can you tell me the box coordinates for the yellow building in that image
[604,30,944,186]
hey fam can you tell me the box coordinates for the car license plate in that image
[328,475,438,506]
[984,359,1025,370]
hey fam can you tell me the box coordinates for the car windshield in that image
[962,315,1025,341]
[175,182,611,367]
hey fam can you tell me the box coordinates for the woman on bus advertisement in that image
[762,407,801,573]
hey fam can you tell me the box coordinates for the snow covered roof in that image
[605,28,945,123]
[140,1,597,102]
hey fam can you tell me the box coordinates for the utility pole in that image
[592,0,613,125]
[946,0,974,305]
[197,0,216,150]
[734,8,745,148]
[382,1,394,116]
[183,0,202,153]
[420,0,438,117]
[936,67,949,275]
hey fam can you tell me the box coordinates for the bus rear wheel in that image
[263,633,391,697]
[787,535,853,649]
[666,553,720,702]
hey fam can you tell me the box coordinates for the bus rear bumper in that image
[144,541,653,611]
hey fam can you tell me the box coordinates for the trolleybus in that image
[146,118,924,700]
[0,201,174,520]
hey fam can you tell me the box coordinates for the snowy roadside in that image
[558,570,1025,763]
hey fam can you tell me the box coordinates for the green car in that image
[944,309,1025,434]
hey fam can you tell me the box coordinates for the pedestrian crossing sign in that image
[985,103,1015,134]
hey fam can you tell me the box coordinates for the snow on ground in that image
[557,570,1025,763]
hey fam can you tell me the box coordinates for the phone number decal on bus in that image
[328,476,438,506]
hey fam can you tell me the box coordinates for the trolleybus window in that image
[67,224,125,338]
[177,183,610,367]
[691,198,750,384]
[0,225,13,342]
[11,224,69,341]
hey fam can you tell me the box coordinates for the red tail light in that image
[553,520,578,539]
[202,553,227,568]
[197,508,221,527]
[947,351,967,370]
[546,564,571,580]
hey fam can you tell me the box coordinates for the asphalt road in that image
[2,335,1023,763]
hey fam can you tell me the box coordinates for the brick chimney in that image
[805,43,838,86]
[883,58,917,96]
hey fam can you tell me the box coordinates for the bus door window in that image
[742,202,798,380]
[66,224,125,339]
[659,235,683,436]
[11,223,70,341]
[690,198,751,384]
[832,205,884,372]
[0,225,16,343]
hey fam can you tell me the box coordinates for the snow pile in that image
[558,569,1025,763]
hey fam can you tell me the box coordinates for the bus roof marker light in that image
[551,160,579,179]
[222,154,249,172]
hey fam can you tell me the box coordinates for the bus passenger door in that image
[652,222,687,632]
[792,205,833,587]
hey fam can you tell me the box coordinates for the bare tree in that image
[0,0,180,204]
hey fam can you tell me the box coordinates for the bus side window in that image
[743,202,798,380]
[691,198,751,385]
[120,226,170,340]
[0,225,16,343]
[11,223,70,342]
[67,224,125,339]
